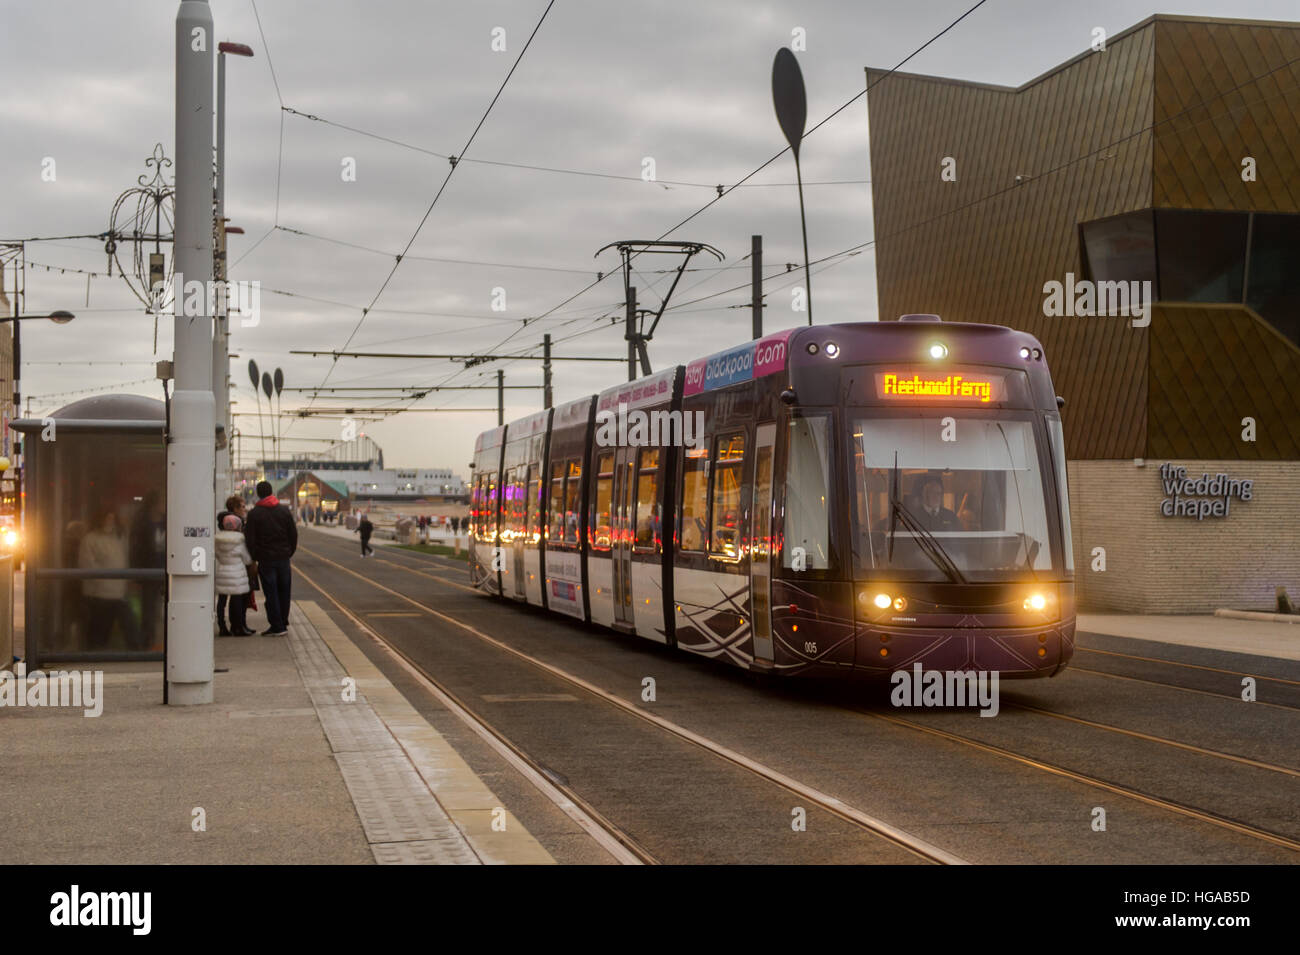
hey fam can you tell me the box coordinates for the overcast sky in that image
[4,0,1297,472]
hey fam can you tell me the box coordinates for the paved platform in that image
[0,592,552,864]
[1078,613,1300,661]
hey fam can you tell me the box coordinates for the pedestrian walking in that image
[214,513,255,636]
[244,480,298,635]
[358,512,374,557]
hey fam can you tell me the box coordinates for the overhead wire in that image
[308,0,997,427]
[297,0,559,435]
[280,104,868,190]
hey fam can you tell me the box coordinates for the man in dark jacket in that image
[244,481,298,635]
[358,513,374,558]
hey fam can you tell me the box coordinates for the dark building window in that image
[1155,210,1248,303]
[1080,208,1300,349]
[1081,210,1157,293]
[1247,213,1300,348]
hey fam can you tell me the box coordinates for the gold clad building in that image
[867,15,1300,612]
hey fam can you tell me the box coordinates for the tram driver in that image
[913,474,960,533]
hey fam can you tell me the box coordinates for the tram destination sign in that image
[1159,463,1253,519]
[874,368,1006,403]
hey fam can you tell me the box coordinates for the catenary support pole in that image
[213,49,229,512]
[625,286,637,382]
[169,0,217,705]
[542,333,552,409]
[497,370,504,426]
[751,234,763,340]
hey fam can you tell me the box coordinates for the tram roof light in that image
[824,342,840,358]
[928,342,948,360]
[1019,346,1031,359]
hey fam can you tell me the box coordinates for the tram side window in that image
[526,464,542,543]
[633,448,661,552]
[547,461,565,544]
[592,452,614,551]
[476,474,497,543]
[563,460,582,545]
[501,467,515,539]
[783,416,833,570]
[473,475,485,541]
[710,433,746,561]
[679,447,709,552]
[471,476,482,539]
[510,467,527,540]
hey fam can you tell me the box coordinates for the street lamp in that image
[214,39,253,512]
[1,310,76,324]
[1,311,79,416]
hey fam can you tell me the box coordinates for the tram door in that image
[749,423,776,662]
[611,446,636,628]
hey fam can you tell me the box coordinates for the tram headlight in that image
[873,592,892,609]
[1022,590,1058,617]
[2,529,17,549]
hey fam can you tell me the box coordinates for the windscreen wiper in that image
[886,452,900,563]
[890,489,969,585]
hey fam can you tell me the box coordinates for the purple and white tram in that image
[469,317,1076,678]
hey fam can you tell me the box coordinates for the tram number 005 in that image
[803,641,817,655]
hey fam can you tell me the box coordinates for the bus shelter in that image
[13,395,166,666]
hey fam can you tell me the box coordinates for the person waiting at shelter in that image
[244,480,297,635]
[214,513,255,636]
[78,509,139,649]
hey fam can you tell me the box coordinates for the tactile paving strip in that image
[317,704,404,755]
[286,606,482,865]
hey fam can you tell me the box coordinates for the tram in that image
[469,316,1075,678]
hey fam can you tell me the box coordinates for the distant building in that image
[258,434,467,503]
[271,471,350,516]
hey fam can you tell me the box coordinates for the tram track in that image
[998,701,1300,778]
[298,542,969,865]
[1067,663,1300,713]
[852,709,1300,853]
[300,534,1300,860]
[1076,645,1300,688]
[296,564,656,866]
[347,540,1300,771]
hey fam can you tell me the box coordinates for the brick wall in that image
[1068,459,1300,613]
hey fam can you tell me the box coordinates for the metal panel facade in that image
[867,15,1300,460]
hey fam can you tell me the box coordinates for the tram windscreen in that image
[851,414,1056,581]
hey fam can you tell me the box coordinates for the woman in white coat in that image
[215,513,255,636]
